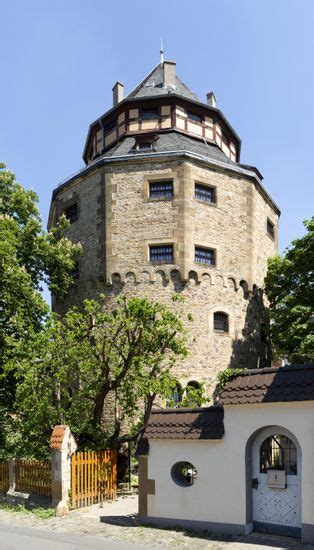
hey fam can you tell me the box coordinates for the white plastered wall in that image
[147,401,314,528]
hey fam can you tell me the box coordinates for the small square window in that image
[188,111,202,124]
[141,108,159,120]
[149,181,173,199]
[64,203,78,224]
[150,245,173,263]
[195,183,215,203]
[267,219,275,239]
[195,246,215,266]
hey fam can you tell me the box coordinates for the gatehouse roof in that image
[137,406,224,455]
[219,364,314,405]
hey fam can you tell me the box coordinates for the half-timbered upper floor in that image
[83,61,241,165]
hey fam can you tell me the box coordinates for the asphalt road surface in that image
[0,523,146,550]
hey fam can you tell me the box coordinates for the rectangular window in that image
[267,219,275,239]
[141,108,159,120]
[188,111,202,124]
[138,142,153,151]
[149,180,173,199]
[150,245,173,263]
[129,141,154,154]
[222,133,230,146]
[195,246,215,265]
[214,312,229,332]
[195,183,215,203]
[106,119,117,133]
[71,261,80,280]
[64,203,78,224]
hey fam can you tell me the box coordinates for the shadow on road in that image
[99,515,306,548]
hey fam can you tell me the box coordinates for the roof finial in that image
[160,38,164,64]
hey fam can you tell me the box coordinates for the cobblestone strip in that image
[0,501,311,549]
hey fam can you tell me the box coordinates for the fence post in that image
[8,459,16,493]
[50,425,77,516]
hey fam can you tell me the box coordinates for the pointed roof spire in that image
[160,38,164,64]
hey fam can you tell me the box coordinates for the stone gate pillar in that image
[50,425,77,515]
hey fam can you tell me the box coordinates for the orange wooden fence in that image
[71,450,117,509]
[15,459,52,497]
[0,462,9,494]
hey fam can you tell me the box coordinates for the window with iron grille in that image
[213,312,229,332]
[188,111,202,123]
[64,203,78,224]
[141,108,159,120]
[149,180,173,199]
[150,245,173,263]
[195,246,215,265]
[267,219,275,239]
[260,435,297,475]
[195,183,215,203]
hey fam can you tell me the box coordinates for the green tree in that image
[10,296,188,458]
[166,381,207,409]
[265,218,314,363]
[0,163,81,410]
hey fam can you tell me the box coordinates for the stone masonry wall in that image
[51,156,278,396]
[51,170,105,313]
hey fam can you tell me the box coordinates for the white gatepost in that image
[50,425,77,516]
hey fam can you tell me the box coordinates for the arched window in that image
[185,381,202,407]
[166,383,182,408]
[260,435,297,475]
[186,381,200,396]
[213,312,229,332]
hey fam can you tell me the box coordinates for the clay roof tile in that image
[50,426,67,450]
[219,364,314,405]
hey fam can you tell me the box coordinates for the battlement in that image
[109,268,253,295]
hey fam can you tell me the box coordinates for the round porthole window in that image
[171,462,197,487]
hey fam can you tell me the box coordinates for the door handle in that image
[252,478,259,489]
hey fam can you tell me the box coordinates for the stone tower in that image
[48,58,280,397]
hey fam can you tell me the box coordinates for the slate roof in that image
[52,128,280,216]
[102,131,237,167]
[219,364,314,405]
[126,63,199,102]
[137,406,224,454]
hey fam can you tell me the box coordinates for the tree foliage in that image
[166,381,207,409]
[0,163,81,410]
[265,218,314,363]
[8,296,188,458]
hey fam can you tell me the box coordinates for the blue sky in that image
[1,1,313,262]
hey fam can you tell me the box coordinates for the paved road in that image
[0,523,147,550]
[0,497,311,549]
